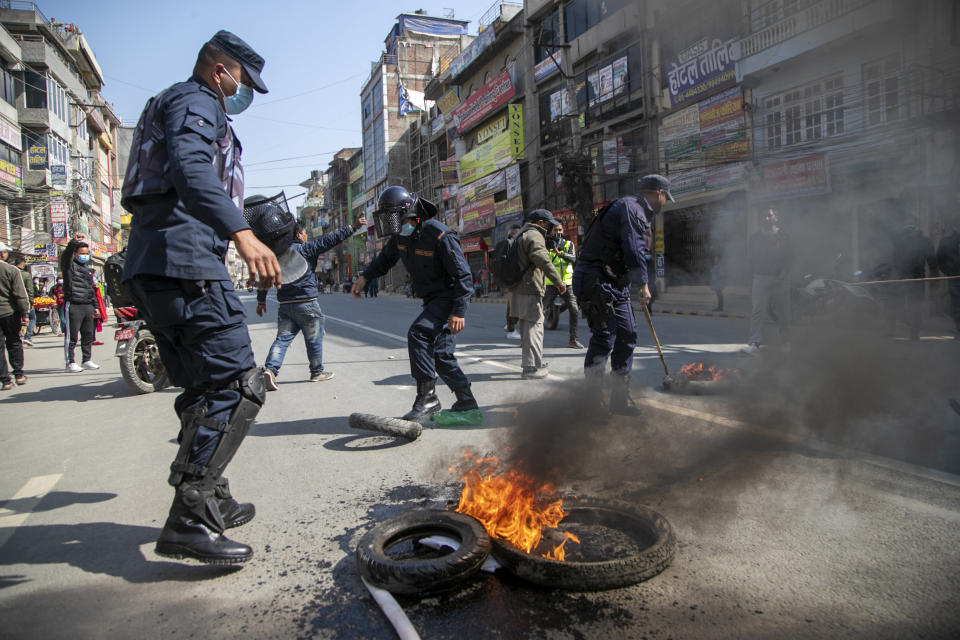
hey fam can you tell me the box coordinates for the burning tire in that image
[491,499,676,591]
[349,413,423,440]
[356,509,490,595]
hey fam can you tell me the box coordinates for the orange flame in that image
[678,361,737,382]
[451,451,578,560]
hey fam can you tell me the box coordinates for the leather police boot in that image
[155,488,253,565]
[402,379,441,421]
[609,375,641,416]
[450,385,478,412]
[216,477,255,529]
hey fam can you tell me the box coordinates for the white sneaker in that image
[740,343,760,355]
[66,363,83,373]
[506,329,521,340]
[81,361,100,370]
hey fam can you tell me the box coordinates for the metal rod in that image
[641,304,670,377]
[835,275,960,287]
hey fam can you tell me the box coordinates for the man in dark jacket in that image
[0,241,30,389]
[11,256,34,347]
[121,31,280,565]
[886,214,936,340]
[352,186,476,421]
[741,208,793,354]
[936,216,960,336]
[60,233,99,372]
[257,216,365,387]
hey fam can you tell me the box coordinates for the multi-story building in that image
[360,10,469,288]
[346,148,366,280]
[323,147,360,282]
[0,23,23,247]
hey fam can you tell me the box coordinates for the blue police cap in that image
[525,209,556,224]
[208,30,268,94]
[638,174,675,202]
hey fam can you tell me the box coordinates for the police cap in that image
[638,174,675,202]
[525,209,556,224]
[208,30,268,94]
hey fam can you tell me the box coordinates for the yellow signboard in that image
[437,89,460,114]
[508,104,524,160]
[475,114,507,146]
[459,104,524,186]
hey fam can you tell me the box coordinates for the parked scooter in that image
[113,306,169,394]
[543,285,569,331]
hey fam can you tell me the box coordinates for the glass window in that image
[535,8,562,63]
[864,55,901,126]
[24,71,46,109]
[0,68,15,107]
[763,73,843,149]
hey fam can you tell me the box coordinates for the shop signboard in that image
[28,142,47,171]
[460,195,495,234]
[440,159,459,185]
[505,163,520,199]
[494,196,523,220]
[459,105,524,186]
[431,115,445,136]
[0,158,22,188]
[348,165,363,183]
[0,116,20,150]
[471,169,505,199]
[508,104,524,160]
[754,154,830,200]
[49,200,68,241]
[460,235,486,253]
[437,89,460,114]
[534,51,562,84]
[665,36,738,109]
[51,164,67,186]
[451,69,515,134]
[475,113,508,146]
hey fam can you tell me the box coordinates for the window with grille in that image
[763,74,844,150]
[863,55,901,126]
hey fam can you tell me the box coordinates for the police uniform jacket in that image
[575,195,652,289]
[257,225,354,304]
[120,76,248,282]
[363,218,472,316]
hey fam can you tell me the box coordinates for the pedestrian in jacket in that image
[741,209,793,354]
[257,216,365,387]
[59,233,99,371]
[0,242,30,389]
[10,256,34,346]
[885,214,936,340]
[508,209,565,379]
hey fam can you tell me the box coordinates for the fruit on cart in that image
[33,296,56,306]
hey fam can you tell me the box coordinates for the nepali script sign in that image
[451,69,515,134]
[666,36,737,109]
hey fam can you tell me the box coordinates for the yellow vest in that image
[546,238,574,286]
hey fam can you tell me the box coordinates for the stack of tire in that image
[355,499,677,595]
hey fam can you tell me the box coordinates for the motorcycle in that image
[544,285,569,331]
[113,306,169,394]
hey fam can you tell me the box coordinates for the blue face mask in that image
[399,222,416,237]
[219,68,254,115]
[76,254,90,264]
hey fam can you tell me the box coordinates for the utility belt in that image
[579,269,627,330]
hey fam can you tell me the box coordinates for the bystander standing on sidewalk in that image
[0,241,30,390]
[50,277,65,336]
[10,256,35,347]
[59,232,100,372]
[711,254,725,312]
[741,209,793,355]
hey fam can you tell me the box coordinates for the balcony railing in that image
[478,0,522,32]
[739,0,874,59]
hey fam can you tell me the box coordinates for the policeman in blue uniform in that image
[573,175,674,415]
[120,31,281,565]
[352,186,477,421]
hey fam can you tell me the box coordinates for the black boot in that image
[609,375,641,416]
[155,485,253,565]
[450,385,478,412]
[402,380,441,421]
[216,477,255,529]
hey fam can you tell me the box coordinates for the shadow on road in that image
[249,416,351,438]
[0,491,116,514]
[322,434,411,452]
[0,377,154,404]
[0,522,241,585]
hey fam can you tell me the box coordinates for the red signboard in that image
[461,235,487,252]
[452,69,515,134]
[756,154,830,199]
[460,195,495,234]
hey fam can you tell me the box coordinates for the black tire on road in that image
[491,498,676,591]
[349,412,423,440]
[356,509,491,595]
[120,329,169,394]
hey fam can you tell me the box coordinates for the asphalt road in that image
[1,289,958,639]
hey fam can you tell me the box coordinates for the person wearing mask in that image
[257,215,365,388]
[50,276,65,336]
[507,209,566,379]
[352,186,476,420]
[885,214,936,341]
[0,242,30,389]
[936,214,960,337]
[574,175,670,414]
[121,31,280,564]
[10,257,34,346]
[59,233,99,371]
[544,219,583,349]
[741,209,793,354]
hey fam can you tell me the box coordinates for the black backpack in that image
[499,230,530,288]
[104,250,135,308]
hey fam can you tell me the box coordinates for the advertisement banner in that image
[440,160,459,185]
[51,164,67,186]
[50,200,68,241]
[698,86,743,131]
[602,139,618,175]
[508,104,523,160]
[471,169,505,199]
[754,154,830,200]
[475,114,508,146]
[452,69,515,134]
[534,52,562,84]
[460,195,495,234]
[505,163,520,200]
[28,142,47,171]
[666,36,738,109]
[431,115,445,136]
[494,196,523,220]
[459,129,514,185]
[437,89,460,114]
[0,158,22,188]
[0,116,21,151]
[460,235,487,253]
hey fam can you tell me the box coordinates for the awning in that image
[86,109,106,134]
[98,132,113,150]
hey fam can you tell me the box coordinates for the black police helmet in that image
[373,185,438,238]
[242,192,308,282]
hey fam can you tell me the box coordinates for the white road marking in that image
[0,473,63,535]
[325,314,960,487]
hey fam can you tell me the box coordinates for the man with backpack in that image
[503,210,565,379]
[492,224,522,339]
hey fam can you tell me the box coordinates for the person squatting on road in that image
[573,174,669,415]
[507,209,566,379]
[121,30,281,565]
[0,241,30,390]
[256,211,366,388]
[352,186,477,422]
[60,233,100,372]
[741,208,793,354]
[544,218,584,349]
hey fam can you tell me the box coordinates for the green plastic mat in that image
[430,409,483,426]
